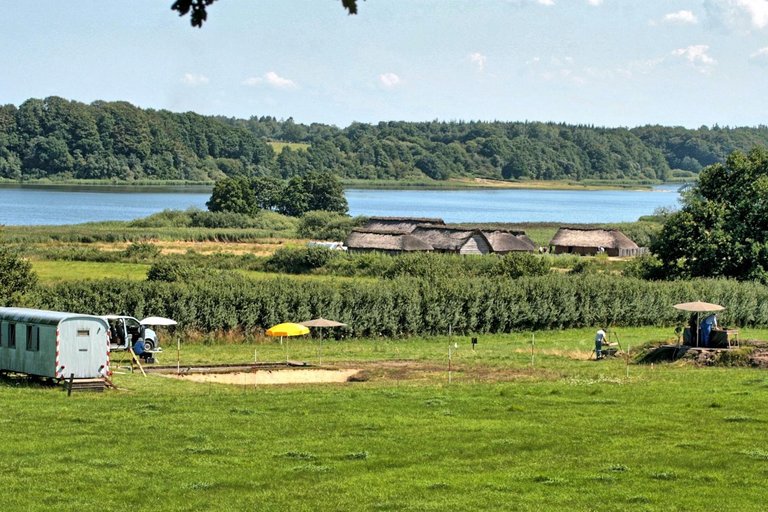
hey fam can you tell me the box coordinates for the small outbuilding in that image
[0,307,110,379]
[548,228,644,257]
[484,230,538,254]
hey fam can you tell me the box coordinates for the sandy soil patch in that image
[166,368,362,385]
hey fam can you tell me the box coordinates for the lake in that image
[0,184,682,226]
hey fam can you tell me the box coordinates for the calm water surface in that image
[0,184,682,226]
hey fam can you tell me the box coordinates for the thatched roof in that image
[361,216,445,234]
[345,230,433,251]
[485,231,538,252]
[409,226,481,251]
[549,228,638,249]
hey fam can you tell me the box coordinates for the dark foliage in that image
[652,147,768,282]
[3,96,768,185]
[171,0,359,28]
[0,246,38,305]
[206,172,348,217]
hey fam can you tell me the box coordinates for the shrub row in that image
[32,274,768,337]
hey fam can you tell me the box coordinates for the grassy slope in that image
[2,329,768,511]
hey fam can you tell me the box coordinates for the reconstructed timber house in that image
[344,231,434,255]
[0,307,110,379]
[346,222,537,255]
[548,228,645,257]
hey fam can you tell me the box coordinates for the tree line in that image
[2,96,768,184]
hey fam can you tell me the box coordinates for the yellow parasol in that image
[266,322,310,362]
[266,323,310,337]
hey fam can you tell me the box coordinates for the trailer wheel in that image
[143,339,155,352]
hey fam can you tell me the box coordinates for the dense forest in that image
[2,96,768,184]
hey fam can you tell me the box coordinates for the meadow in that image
[2,329,768,511]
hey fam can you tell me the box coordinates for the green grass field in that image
[2,328,767,511]
[31,260,151,282]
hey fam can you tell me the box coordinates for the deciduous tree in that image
[652,147,768,281]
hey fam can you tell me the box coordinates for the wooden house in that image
[548,228,644,257]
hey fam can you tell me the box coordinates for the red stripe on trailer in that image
[55,328,61,378]
[106,331,111,376]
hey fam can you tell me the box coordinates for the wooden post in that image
[67,373,75,396]
[129,347,146,377]
[626,343,631,379]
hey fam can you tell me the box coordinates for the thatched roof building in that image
[484,231,538,253]
[360,216,445,234]
[345,230,434,254]
[346,222,538,255]
[549,228,644,257]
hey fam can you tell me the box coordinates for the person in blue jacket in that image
[133,339,149,361]
[700,314,718,347]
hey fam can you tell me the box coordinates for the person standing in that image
[701,314,718,347]
[595,328,608,359]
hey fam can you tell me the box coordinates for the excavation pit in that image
[163,368,363,385]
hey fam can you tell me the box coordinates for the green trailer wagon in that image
[0,307,110,380]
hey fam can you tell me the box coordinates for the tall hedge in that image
[32,274,768,337]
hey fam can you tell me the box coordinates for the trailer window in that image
[26,325,40,352]
[77,329,90,337]
[8,323,16,349]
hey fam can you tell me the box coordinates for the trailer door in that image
[58,318,109,379]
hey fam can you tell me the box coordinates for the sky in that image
[1,0,767,129]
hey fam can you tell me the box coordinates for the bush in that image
[128,209,195,228]
[570,259,596,275]
[0,246,37,305]
[123,242,161,260]
[146,259,199,282]
[190,210,261,229]
[264,246,339,274]
[495,253,551,278]
[622,254,665,280]
[297,211,366,241]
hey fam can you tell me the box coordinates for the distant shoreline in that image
[0,177,690,192]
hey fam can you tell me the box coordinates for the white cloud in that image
[469,52,487,72]
[750,46,768,64]
[587,0,603,6]
[671,44,717,72]
[241,71,297,89]
[536,0,555,6]
[378,72,402,88]
[735,0,768,28]
[181,73,209,86]
[705,0,768,30]
[663,10,699,24]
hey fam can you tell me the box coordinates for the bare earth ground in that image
[164,368,363,385]
[159,360,546,386]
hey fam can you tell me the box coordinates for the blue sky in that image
[1,0,767,128]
